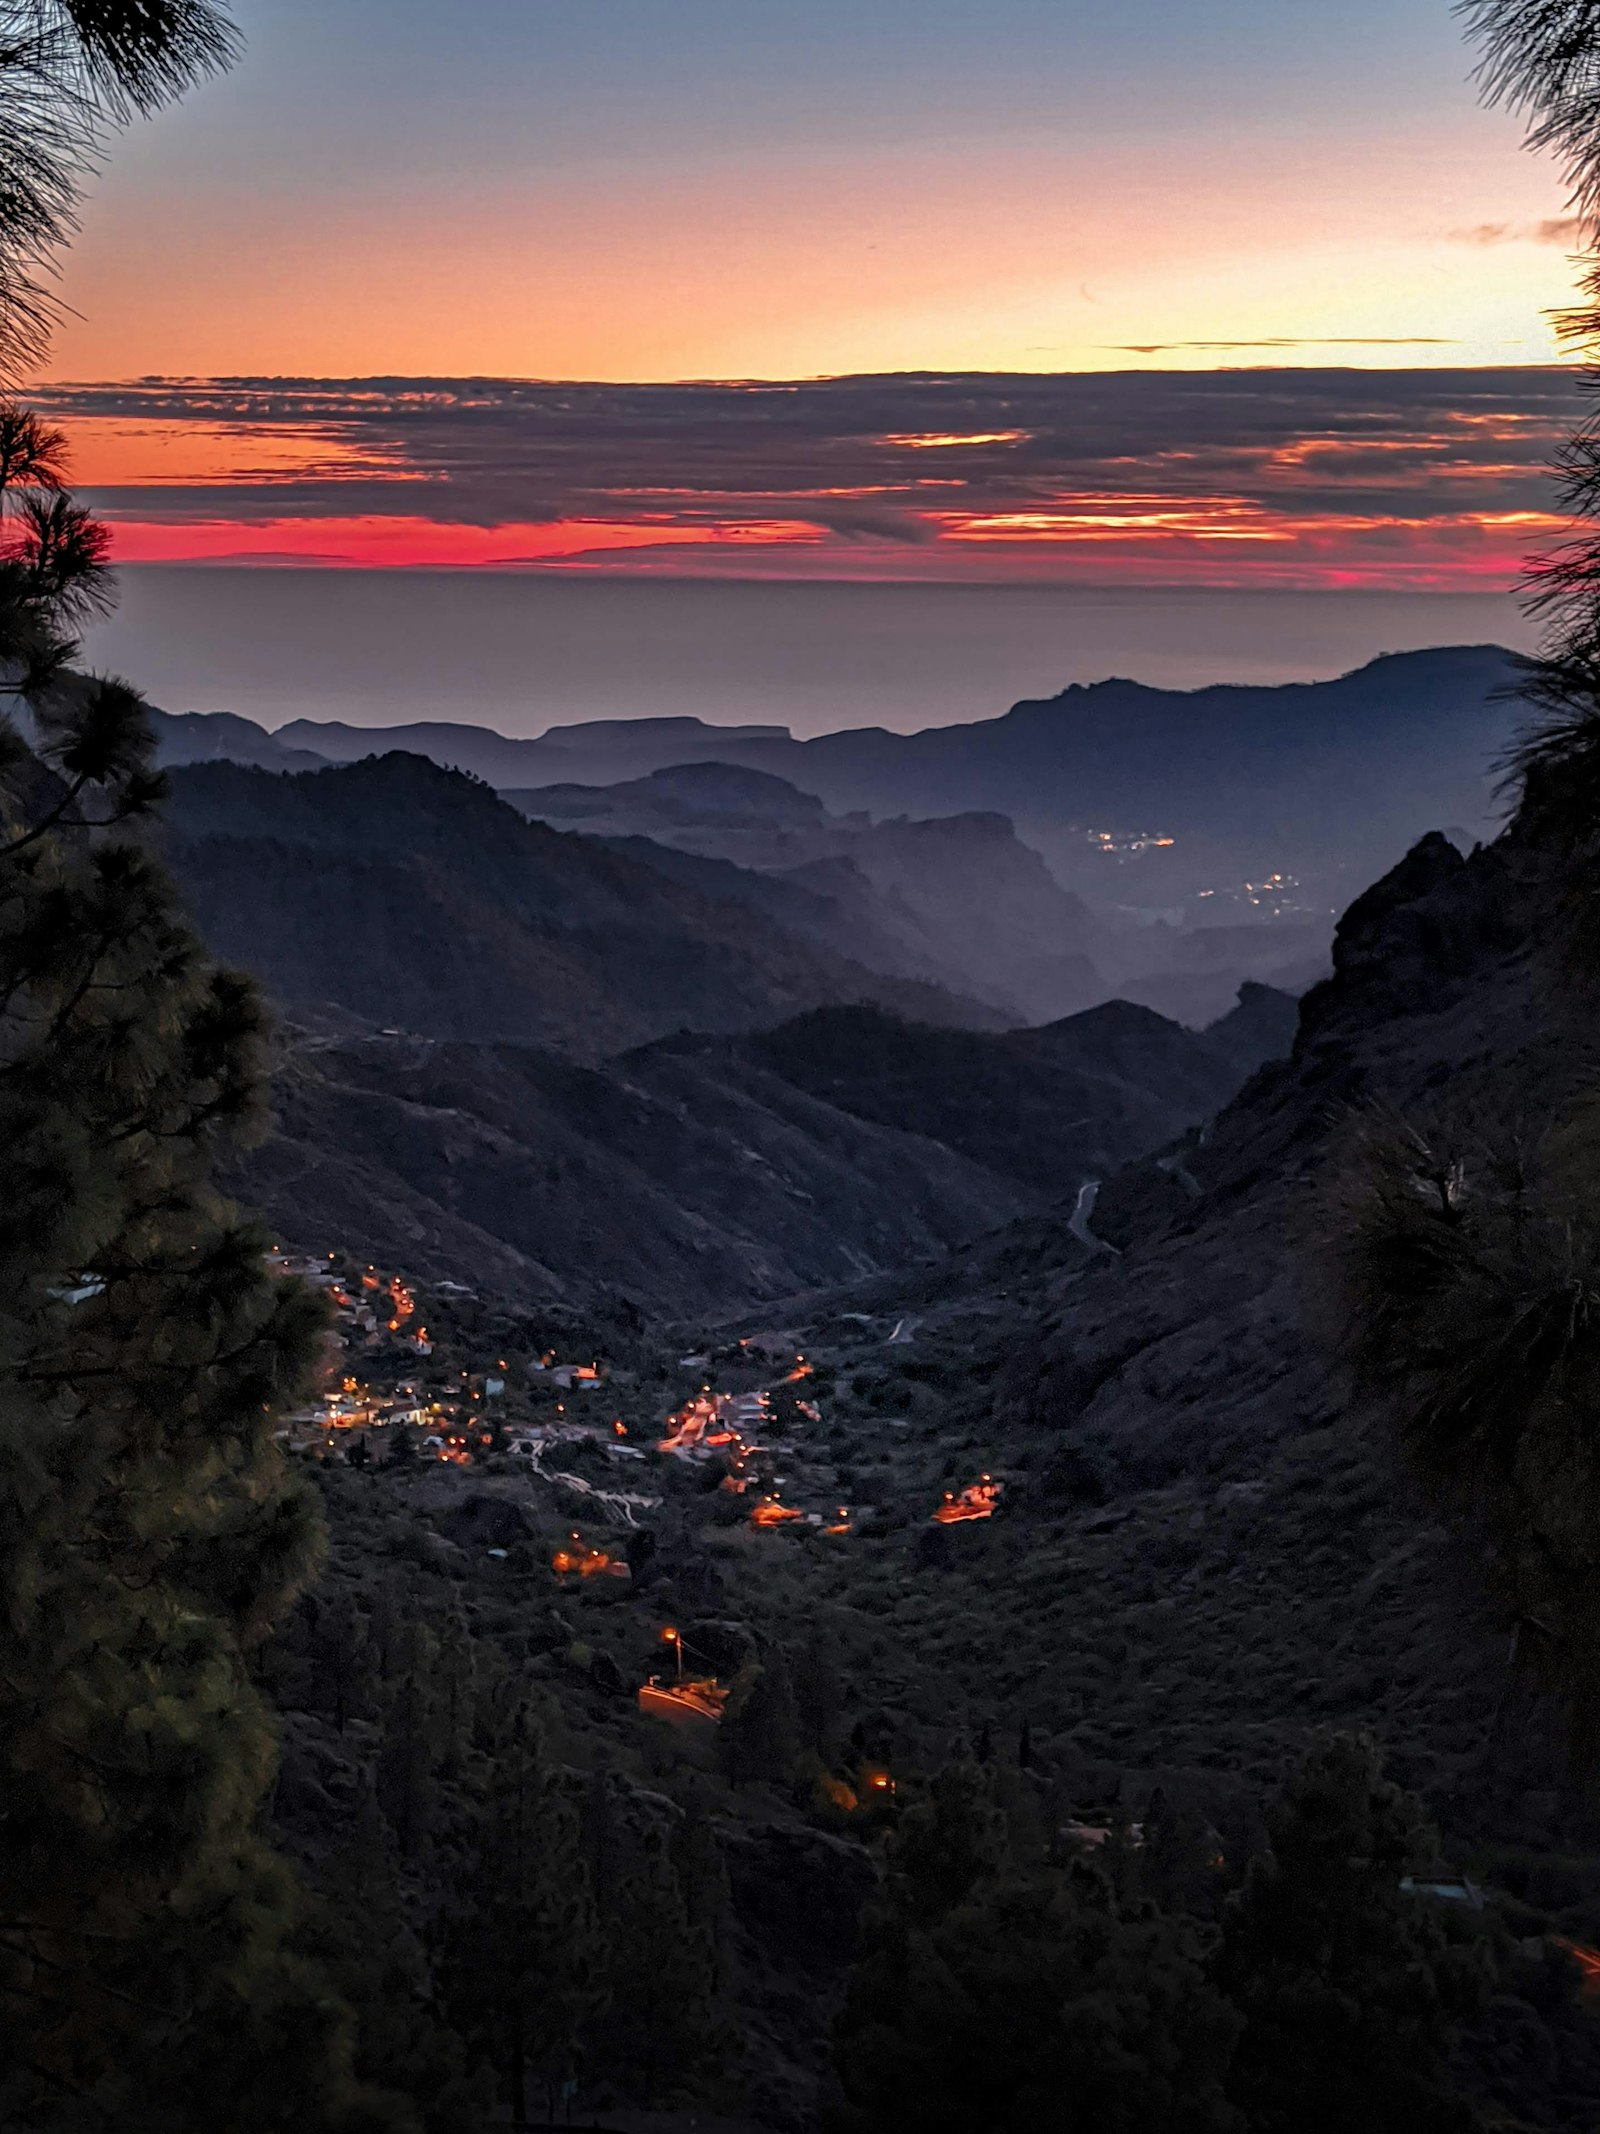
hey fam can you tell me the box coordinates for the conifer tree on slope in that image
[1216,1735,1484,2134]
[0,444,409,2126]
[437,1700,606,2125]
[0,11,418,2120]
[0,1,240,380]
[830,1761,1238,2134]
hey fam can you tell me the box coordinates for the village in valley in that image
[271,1243,1007,1754]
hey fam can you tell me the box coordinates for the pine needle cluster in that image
[0,425,403,2124]
[0,1,238,379]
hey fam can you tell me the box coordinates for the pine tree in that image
[1317,1096,1600,1749]
[0,3,240,380]
[670,1777,736,1994]
[1216,1734,1486,2134]
[792,1627,844,1766]
[1313,0,1600,1748]
[314,1781,489,2134]
[883,1760,1007,1929]
[368,1574,408,1683]
[597,1817,724,2102]
[1143,1786,1225,1921]
[436,1701,605,2124]
[832,1767,1239,2134]
[432,1589,476,1781]
[0,446,401,2124]
[376,1667,439,1862]
[305,1589,376,1736]
[721,1649,800,1788]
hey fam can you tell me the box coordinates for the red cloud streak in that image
[37,368,1582,589]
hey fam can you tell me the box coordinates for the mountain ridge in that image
[160,752,1000,1057]
[151,644,1528,927]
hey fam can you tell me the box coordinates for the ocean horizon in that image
[83,568,1536,741]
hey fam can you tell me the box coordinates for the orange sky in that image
[23,0,1592,588]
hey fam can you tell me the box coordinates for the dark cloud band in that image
[32,367,1583,579]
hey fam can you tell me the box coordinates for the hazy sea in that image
[82,570,1535,740]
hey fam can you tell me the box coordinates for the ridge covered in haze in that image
[152,644,1525,1023]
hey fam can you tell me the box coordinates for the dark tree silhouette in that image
[1459,2,1600,881]
[437,1702,605,2126]
[1318,1094,1600,1750]
[832,1761,1238,2134]
[1218,1735,1485,2134]
[1313,4,1600,1753]
[0,0,240,377]
[0,426,405,2123]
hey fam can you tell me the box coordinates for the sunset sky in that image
[37,0,1590,585]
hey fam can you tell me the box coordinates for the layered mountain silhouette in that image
[161,754,994,1057]
[227,988,1291,1317]
[223,644,1522,898]
[510,761,1108,1023]
[158,749,1294,1309]
[152,645,1526,1020]
[146,651,1526,1310]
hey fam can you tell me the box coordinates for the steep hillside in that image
[232,1030,1036,1316]
[161,754,996,1058]
[508,764,1108,1022]
[234,982,1290,1317]
[760,828,1575,1852]
[723,995,1292,1191]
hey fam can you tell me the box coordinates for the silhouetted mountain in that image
[1117,923,1332,1026]
[147,704,327,772]
[206,646,1525,907]
[156,750,1301,1312]
[229,983,1290,1316]
[267,712,791,787]
[756,646,1521,902]
[529,759,826,827]
[714,995,1290,1191]
[160,753,996,1058]
[155,647,1524,1022]
[232,1031,1036,1316]
[508,763,1109,1022]
[1192,978,1303,1081]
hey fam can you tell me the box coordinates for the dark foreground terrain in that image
[258,820,1600,2129]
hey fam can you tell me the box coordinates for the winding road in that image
[1069,1178,1122,1257]
[523,1441,661,1529]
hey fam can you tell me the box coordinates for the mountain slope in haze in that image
[774,829,1568,1853]
[161,754,999,1059]
[509,761,1109,1022]
[265,713,791,788]
[232,646,1525,908]
[147,704,328,772]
